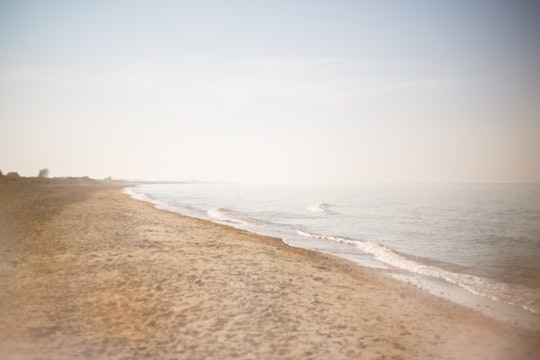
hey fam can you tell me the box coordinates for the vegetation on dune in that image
[38,168,50,178]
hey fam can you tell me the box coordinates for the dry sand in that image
[0,177,538,359]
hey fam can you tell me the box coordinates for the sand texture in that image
[1,178,539,359]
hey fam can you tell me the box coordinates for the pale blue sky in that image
[1,1,539,182]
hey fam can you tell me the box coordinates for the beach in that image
[0,178,538,359]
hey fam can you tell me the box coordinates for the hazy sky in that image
[1,0,539,182]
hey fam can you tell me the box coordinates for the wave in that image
[207,208,268,227]
[124,185,539,316]
[123,187,154,203]
[297,230,538,314]
[307,202,333,214]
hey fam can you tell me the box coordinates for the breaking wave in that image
[123,187,154,203]
[307,202,333,214]
[207,208,268,227]
[297,230,538,314]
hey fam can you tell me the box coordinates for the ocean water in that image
[125,183,540,329]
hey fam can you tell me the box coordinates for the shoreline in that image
[1,178,539,359]
[125,184,540,331]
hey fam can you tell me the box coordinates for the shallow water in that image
[126,183,540,328]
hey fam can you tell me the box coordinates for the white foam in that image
[307,202,332,214]
[296,230,539,314]
[207,208,267,227]
[123,187,154,203]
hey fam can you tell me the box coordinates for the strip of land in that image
[0,178,538,359]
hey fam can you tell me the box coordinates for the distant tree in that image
[38,168,50,178]
[7,172,20,177]
[0,169,3,176]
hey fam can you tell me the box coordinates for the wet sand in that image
[1,177,538,359]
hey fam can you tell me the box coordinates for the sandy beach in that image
[0,178,538,359]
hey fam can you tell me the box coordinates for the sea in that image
[125,182,540,330]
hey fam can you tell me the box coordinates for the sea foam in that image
[307,202,333,214]
[207,208,268,227]
[123,187,153,203]
[296,230,539,314]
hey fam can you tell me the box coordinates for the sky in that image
[1,0,539,182]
